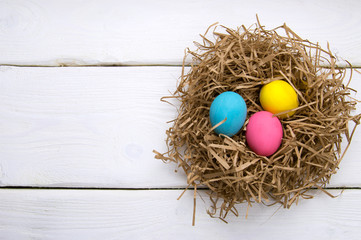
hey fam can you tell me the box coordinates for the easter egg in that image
[209,91,247,137]
[260,80,299,118]
[246,111,283,156]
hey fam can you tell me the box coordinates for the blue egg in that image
[209,91,247,137]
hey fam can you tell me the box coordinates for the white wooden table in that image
[1,1,361,239]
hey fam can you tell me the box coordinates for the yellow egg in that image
[260,80,299,118]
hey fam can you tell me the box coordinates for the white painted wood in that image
[0,189,360,240]
[0,66,187,187]
[0,0,361,66]
[0,66,360,188]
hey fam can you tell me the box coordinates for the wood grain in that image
[0,189,360,240]
[0,0,361,66]
[0,66,360,188]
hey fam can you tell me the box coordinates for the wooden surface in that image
[0,66,360,188]
[1,1,361,239]
[0,0,361,66]
[0,189,360,240]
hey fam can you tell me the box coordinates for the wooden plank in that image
[0,66,360,188]
[0,189,360,239]
[0,0,361,66]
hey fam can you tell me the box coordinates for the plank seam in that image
[0,186,360,190]
[0,64,185,67]
[0,64,360,69]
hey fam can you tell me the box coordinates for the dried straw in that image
[154,20,361,223]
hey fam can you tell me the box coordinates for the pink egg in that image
[246,111,283,156]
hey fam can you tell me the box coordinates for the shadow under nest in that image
[154,22,361,222]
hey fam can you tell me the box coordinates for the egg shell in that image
[246,111,283,156]
[260,80,299,118]
[209,91,247,137]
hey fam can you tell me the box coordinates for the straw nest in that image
[154,21,361,222]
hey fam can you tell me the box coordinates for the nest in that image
[154,20,361,223]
